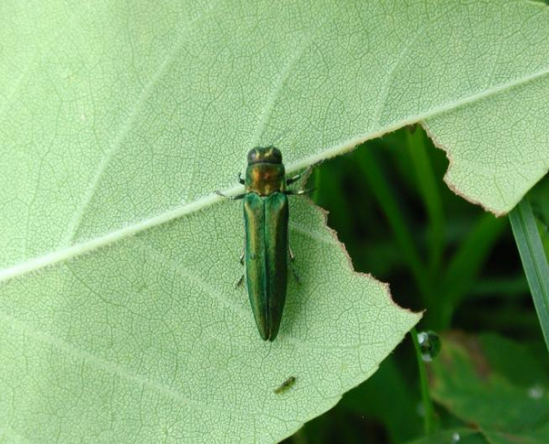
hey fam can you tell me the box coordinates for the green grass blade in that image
[509,197,549,354]
[406,128,445,278]
[411,328,436,436]
[436,214,506,328]
[357,147,432,305]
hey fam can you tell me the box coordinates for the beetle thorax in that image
[245,163,285,195]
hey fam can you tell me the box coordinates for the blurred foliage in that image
[431,333,549,441]
[281,126,549,444]
[406,429,485,444]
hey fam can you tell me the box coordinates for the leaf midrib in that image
[2,64,549,284]
[60,8,215,247]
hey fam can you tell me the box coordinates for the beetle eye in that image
[247,146,283,164]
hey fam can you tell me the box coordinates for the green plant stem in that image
[411,328,436,435]
[509,197,549,354]
[406,128,445,279]
[357,148,432,306]
[312,166,354,242]
[433,214,506,329]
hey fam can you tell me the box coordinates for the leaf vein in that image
[2,66,549,282]
[61,9,213,247]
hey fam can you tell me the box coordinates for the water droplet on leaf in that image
[417,331,441,362]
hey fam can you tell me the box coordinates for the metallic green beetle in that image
[218,147,310,341]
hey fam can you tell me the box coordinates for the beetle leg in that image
[238,172,245,185]
[234,247,245,287]
[285,174,301,185]
[285,187,315,196]
[286,166,312,186]
[289,246,296,262]
[234,275,244,288]
[216,190,246,200]
[288,246,301,284]
[290,264,301,284]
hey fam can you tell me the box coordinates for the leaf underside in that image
[1,0,548,442]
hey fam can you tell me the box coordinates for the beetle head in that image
[247,146,282,165]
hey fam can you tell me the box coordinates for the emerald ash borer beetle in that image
[217,147,311,341]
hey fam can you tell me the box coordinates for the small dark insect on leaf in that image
[273,376,296,394]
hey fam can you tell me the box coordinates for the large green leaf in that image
[430,334,549,444]
[0,197,418,444]
[483,424,549,444]
[1,0,548,442]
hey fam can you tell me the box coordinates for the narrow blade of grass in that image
[356,146,432,306]
[406,127,445,278]
[509,197,549,354]
[436,214,506,329]
[411,328,436,436]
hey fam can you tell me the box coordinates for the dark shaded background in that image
[281,126,548,444]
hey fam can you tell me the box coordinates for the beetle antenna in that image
[269,128,293,147]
